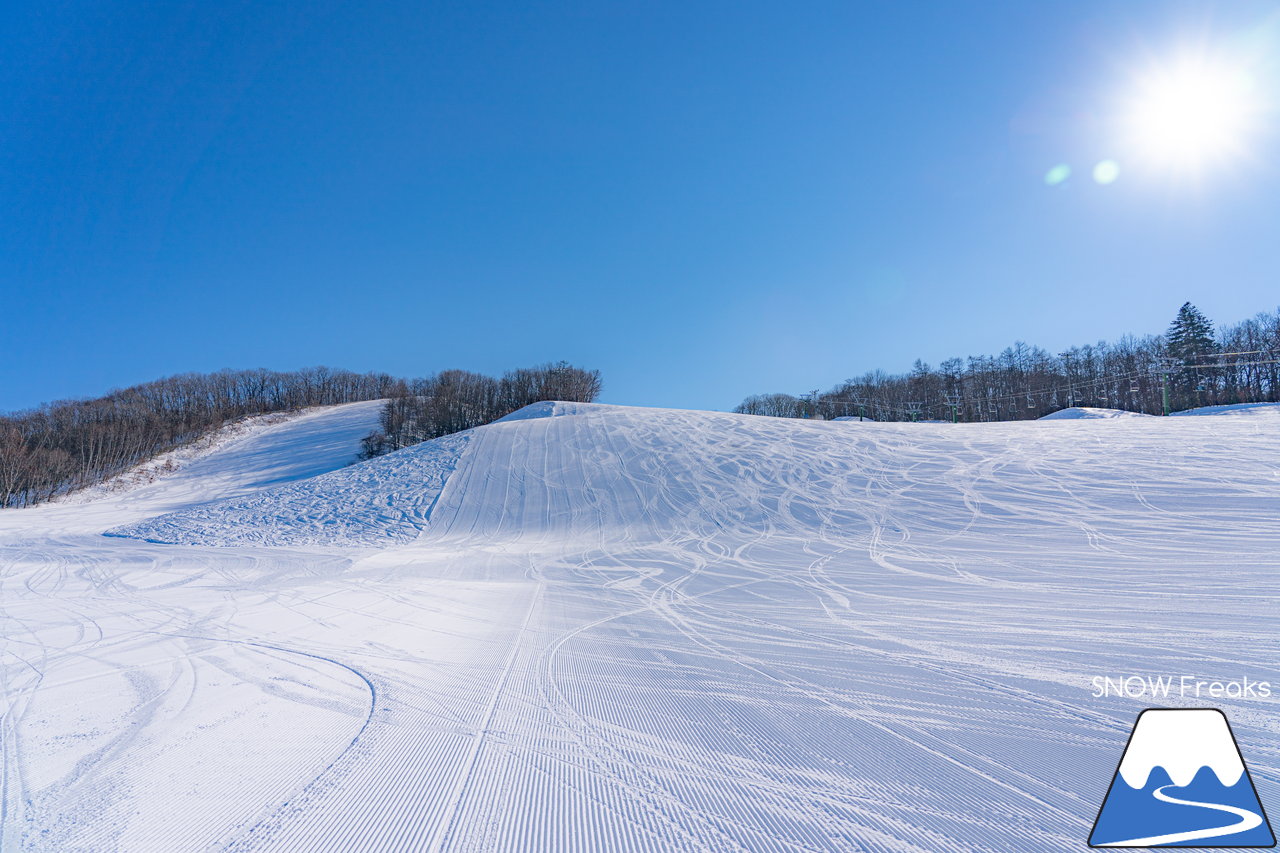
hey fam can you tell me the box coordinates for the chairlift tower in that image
[943,392,961,424]
[1158,358,1177,416]
[803,389,823,420]
[850,391,867,422]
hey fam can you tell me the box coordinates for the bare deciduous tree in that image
[735,305,1280,423]
[0,368,400,508]
[358,361,603,459]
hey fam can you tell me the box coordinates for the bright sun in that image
[1125,54,1261,174]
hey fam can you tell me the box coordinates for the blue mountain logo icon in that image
[1090,708,1275,847]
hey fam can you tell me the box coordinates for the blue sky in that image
[3,0,1278,412]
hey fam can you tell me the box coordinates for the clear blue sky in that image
[4,1,1278,412]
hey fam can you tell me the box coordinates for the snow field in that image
[2,400,1279,851]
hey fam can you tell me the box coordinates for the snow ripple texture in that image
[107,432,471,547]
[2,400,1279,852]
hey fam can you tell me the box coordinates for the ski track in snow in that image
[2,400,1279,851]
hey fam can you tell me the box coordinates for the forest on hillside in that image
[357,362,602,459]
[0,368,396,508]
[0,362,601,508]
[736,304,1280,422]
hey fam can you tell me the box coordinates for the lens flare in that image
[1093,160,1120,184]
[1044,163,1072,186]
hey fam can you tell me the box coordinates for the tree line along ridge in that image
[0,362,601,508]
[735,303,1280,422]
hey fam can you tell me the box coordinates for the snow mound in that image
[493,400,564,422]
[1039,407,1150,420]
[493,400,630,423]
[108,431,470,547]
[1171,402,1280,417]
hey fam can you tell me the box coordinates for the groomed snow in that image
[1043,402,1280,420]
[1038,406,1151,419]
[3,400,1279,851]
[1171,402,1280,417]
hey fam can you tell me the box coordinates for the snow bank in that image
[494,401,683,422]
[1043,402,1280,419]
[1039,406,1151,420]
[1171,402,1280,417]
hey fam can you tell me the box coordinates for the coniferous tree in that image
[1166,302,1217,408]
[1166,302,1217,362]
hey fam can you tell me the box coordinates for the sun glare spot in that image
[1123,51,1265,175]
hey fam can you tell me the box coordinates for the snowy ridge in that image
[494,400,699,422]
[1043,402,1280,420]
[1171,402,1280,417]
[1038,407,1151,420]
[1117,710,1245,789]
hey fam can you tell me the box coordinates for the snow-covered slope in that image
[1172,401,1280,417]
[109,431,470,547]
[107,401,630,546]
[1039,406,1151,419]
[3,401,1279,852]
[1044,402,1280,420]
[3,400,384,536]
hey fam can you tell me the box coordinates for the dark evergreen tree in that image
[1165,302,1218,408]
[1166,302,1217,363]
